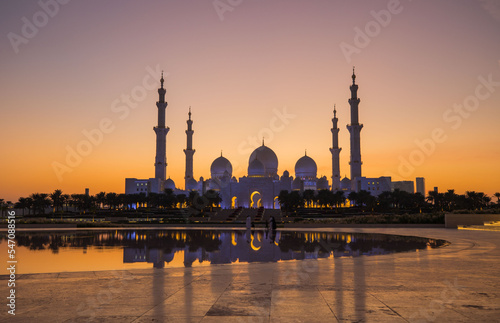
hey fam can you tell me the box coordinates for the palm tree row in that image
[2,188,498,217]
[427,190,494,211]
[4,189,222,216]
[278,189,498,213]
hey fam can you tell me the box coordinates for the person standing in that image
[246,214,252,229]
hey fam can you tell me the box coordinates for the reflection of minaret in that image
[347,67,363,180]
[184,107,195,188]
[154,72,169,181]
[330,105,341,191]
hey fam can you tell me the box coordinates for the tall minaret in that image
[184,107,195,187]
[330,105,341,191]
[347,67,363,180]
[154,72,169,181]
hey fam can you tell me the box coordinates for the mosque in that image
[125,69,425,209]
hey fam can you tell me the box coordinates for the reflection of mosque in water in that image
[7,230,446,269]
[121,230,443,269]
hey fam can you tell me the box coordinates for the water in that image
[0,229,448,274]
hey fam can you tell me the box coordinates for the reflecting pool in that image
[0,229,449,274]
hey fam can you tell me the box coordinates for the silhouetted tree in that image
[50,189,64,213]
[204,190,222,210]
[347,192,358,207]
[333,191,346,208]
[303,190,316,208]
[106,192,118,210]
[317,190,333,209]
[15,197,31,216]
[30,193,51,215]
[495,192,500,205]
[162,189,177,208]
[176,194,187,208]
[95,192,107,210]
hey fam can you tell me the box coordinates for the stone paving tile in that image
[270,314,336,322]
[270,303,334,317]
[133,316,204,323]
[201,315,269,322]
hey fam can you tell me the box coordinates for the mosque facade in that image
[125,69,425,208]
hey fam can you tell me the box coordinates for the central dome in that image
[295,154,317,179]
[211,155,232,179]
[248,144,278,177]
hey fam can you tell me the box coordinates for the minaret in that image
[330,105,341,191]
[154,72,169,181]
[184,107,195,187]
[347,67,363,180]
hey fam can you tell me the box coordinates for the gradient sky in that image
[1,0,500,202]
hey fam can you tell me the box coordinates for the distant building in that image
[416,177,425,196]
[392,181,415,194]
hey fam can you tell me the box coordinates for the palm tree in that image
[95,192,107,210]
[163,189,177,209]
[317,190,333,209]
[30,193,51,215]
[106,192,118,210]
[15,197,33,216]
[204,190,222,211]
[333,191,346,208]
[288,191,304,211]
[302,190,316,208]
[347,192,358,207]
[50,189,64,213]
[494,192,500,205]
[176,194,187,208]
[61,194,70,212]
[356,190,373,209]
[443,189,457,211]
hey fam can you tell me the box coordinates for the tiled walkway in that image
[2,228,499,322]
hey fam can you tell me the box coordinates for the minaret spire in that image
[184,107,195,188]
[347,67,363,185]
[330,104,342,191]
[154,72,169,181]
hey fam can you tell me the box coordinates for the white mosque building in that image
[125,69,425,209]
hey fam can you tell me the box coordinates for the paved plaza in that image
[1,227,499,322]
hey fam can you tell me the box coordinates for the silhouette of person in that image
[246,214,252,229]
[269,215,277,231]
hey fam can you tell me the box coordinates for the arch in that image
[274,196,280,209]
[231,196,238,209]
[250,191,262,208]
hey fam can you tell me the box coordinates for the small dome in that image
[248,158,265,177]
[317,176,329,190]
[282,170,290,178]
[249,144,278,177]
[211,155,232,179]
[292,177,302,190]
[340,176,351,190]
[295,154,317,179]
[164,178,176,190]
[186,178,198,191]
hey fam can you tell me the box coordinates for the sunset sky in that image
[1,0,500,202]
